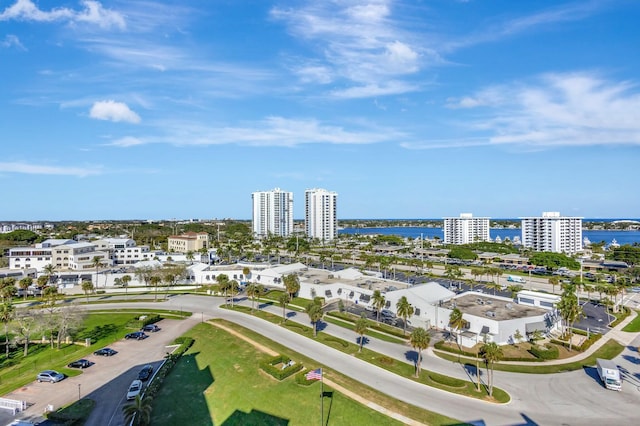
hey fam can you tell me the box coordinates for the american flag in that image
[305,368,322,381]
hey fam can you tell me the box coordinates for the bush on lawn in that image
[528,344,559,360]
[260,355,303,381]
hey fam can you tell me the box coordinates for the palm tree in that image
[43,264,56,284]
[18,277,32,301]
[0,302,14,358]
[284,273,300,301]
[409,327,430,377]
[150,275,162,302]
[449,307,466,345]
[548,276,560,294]
[121,274,131,298]
[91,256,104,288]
[122,394,153,426]
[372,290,386,322]
[186,251,195,265]
[306,301,324,337]
[278,293,290,322]
[479,341,503,397]
[354,314,369,352]
[217,274,231,307]
[395,296,414,335]
[557,285,584,351]
[246,283,262,312]
[81,280,94,304]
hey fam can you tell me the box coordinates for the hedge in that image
[326,311,407,339]
[528,344,559,360]
[260,355,303,381]
[143,337,195,400]
[434,340,544,362]
[551,332,601,352]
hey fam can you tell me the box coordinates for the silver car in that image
[37,370,65,383]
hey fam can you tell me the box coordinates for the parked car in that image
[126,379,143,400]
[380,309,395,318]
[138,364,154,381]
[67,359,91,369]
[93,347,117,356]
[125,331,148,340]
[37,370,65,383]
[142,324,160,332]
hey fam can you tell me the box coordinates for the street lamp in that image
[78,383,81,401]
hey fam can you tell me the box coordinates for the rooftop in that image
[444,293,547,321]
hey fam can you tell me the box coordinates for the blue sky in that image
[1,0,639,221]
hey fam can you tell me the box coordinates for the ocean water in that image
[339,227,640,246]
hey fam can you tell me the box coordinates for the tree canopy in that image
[528,252,580,270]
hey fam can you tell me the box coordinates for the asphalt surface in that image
[4,294,640,426]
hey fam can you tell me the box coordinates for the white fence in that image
[0,397,27,414]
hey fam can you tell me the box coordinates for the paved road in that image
[6,294,639,426]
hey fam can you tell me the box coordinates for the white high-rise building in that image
[521,212,583,254]
[252,188,294,238]
[305,188,338,242]
[443,213,490,245]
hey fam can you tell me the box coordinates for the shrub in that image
[260,355,303,381]
[296,369,318,386]
[323,336,349,349]
[378,356,395,366]
[551,332,601,352]
[141,314,162,327]
[528,344,559,360]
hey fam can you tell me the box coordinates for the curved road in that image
[82,294,640,426]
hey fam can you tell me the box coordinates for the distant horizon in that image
[2,217,640,223]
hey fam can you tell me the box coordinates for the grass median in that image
[223,304,509,403]
[434,339,625,374]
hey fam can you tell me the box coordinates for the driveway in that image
[4,316,200,425]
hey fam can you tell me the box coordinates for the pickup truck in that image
[596,358,622,391]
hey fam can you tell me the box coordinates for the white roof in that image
[518,290,561,302]
[387,282,455,305]
[333,267,363,280]
[131,260,162,269]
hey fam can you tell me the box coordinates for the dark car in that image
[142,324,160,332]
[67,359,91,369]
[125,331,148,340]
[138,364,154,381]
[93,347,117,356]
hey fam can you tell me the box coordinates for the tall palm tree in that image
[306,301,324,337]
[371,290,386,322]
[548,276,560,294]
[479,341,503,397]
[409,327,430,377]
[91,256,104,288]
[18,277,32,301]
[449,307,466,345]
[122,394,153,426]
[395,296,414,335]
[121,274,131,298]
[557,285,584,351]
[354,314,369,352]
[186,251,195,265]
[81,280,94,304]
[278,293,290,322]
[246,283,262,312]
[150,275,162,302]
[284,274,300,301]
[43,264,56,284]
[217,274,231,307]
[0,302,14,358]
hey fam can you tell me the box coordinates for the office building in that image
[305,188,337,242]
[167,232,209,254]
[443,213,490,245]
[252,188,294,238]
[521,212,583,254]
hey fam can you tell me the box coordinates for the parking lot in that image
[2,317,198,425]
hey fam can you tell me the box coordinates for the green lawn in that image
[151,322,414,426]
[621,311,640,332]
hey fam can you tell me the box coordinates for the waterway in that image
[339,227,640,246]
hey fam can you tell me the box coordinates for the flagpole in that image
[320,368,324,426]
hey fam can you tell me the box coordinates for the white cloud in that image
[1,34,25,49]
[109,116,405,148]
[422,72,640,150]
[0,0,125,30]
[330,81,418,99]
[0,161,100,177]
[90,100,141,123]
[271,1,427,97]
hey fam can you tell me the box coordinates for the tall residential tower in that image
[305,188,338,242]
[443,213,491,244]
[252,188,294,238]
[521,212,583,254]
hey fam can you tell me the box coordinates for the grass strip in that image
[621,311,640,332]
[433,340,625,374]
